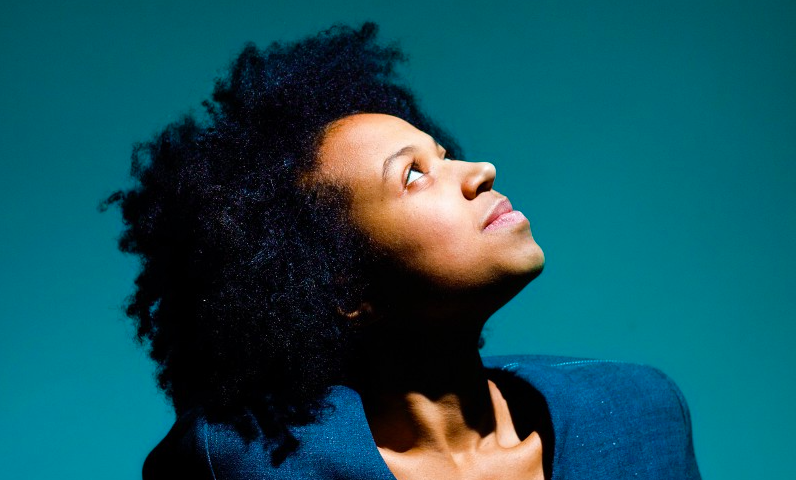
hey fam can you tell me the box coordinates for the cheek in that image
[387,200,464,241]
[408,203,470,238]
[378,206,483,276]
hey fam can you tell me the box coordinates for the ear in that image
[337,301,379,328]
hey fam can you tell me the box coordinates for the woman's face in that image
[315,114,544,319]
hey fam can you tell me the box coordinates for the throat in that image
[353,323,508,454]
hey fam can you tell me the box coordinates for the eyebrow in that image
[382,145,418,181]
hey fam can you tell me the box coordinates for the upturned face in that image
[314,113,544,322]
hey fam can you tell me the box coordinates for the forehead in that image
[316,113,434,183]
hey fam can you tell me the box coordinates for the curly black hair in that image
[101,23,461,461]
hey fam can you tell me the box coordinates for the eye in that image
[406,164,425,185]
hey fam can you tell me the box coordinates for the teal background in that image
[2,0,794,478]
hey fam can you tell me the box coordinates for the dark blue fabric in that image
[143,355,700,479]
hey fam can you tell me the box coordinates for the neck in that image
[354,319,497,454]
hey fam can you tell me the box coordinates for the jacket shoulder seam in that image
[202,420,219,480]
[548,359,628,367]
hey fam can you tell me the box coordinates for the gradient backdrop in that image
[2,1,795,478]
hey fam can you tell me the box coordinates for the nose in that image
[460,161,496,199]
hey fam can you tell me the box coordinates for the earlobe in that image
[338,302,380,328]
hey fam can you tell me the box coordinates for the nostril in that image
[463,161,496,199]
[476,179,493,196]
[476,162,496,195]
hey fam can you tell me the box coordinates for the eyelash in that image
[404,157,451,187]
[405,162,424,185]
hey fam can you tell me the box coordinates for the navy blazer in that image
[144,355,701,479]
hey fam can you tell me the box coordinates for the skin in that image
[315,113,547,480]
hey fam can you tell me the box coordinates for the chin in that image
[484,248,545,311]
[514,242,545,281]
[529,248,546,278]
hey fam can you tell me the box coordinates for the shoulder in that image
[484,355,701,479]
[144,408,301,480]
[144,408,313,480]
[485,354,692,423]
[142,387,397,480]
[142,410,217,480]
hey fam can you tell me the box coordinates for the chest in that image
[379,436,546,480]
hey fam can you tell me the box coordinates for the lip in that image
[483,198,528,232]
[483,198,513,229]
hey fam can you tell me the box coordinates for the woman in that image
[105,23,700,479]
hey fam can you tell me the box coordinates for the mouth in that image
[483,198,528,231]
